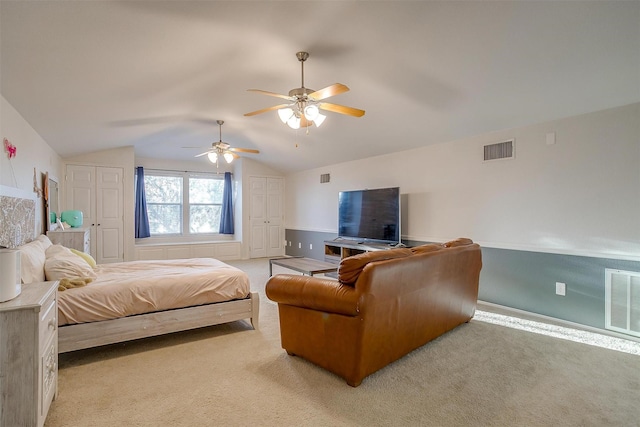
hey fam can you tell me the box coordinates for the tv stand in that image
[324,240,393,265]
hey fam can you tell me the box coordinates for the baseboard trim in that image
[477,300,640,343]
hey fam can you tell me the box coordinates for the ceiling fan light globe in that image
[304,104,319,121]
[207,152,218,164]
[313,113,326,127]
[287,115,301,129]
[278,108,294,124]
[223,152,234,163]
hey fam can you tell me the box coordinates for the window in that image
[143,172,225,236]
[189,177,224,233]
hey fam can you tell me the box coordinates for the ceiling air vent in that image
[484,139,514,161]
[320,173,330,184]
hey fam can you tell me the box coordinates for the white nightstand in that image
[47,227,90,253]
[0,281,58,427]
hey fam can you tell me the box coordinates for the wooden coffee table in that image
[269,256,338,276]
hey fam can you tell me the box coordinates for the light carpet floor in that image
[46,258,640,426]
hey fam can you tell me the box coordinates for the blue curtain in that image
[134,167,151,238]
[219,172,234,234]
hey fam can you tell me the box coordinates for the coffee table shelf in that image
[269,257,338,276]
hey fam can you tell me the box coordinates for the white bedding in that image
[57,258,250,326]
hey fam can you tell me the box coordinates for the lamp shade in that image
[304,104,319,121]
[207,152,218,163]
[278,108,294,124]
[223,152,234,163]
[287,115,301,129]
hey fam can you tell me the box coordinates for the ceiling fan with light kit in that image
[184,120,259,169]
[244,51,365,131]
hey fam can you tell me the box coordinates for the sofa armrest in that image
[265,274,359,316]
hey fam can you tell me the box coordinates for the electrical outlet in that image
[298,242,301,249]
[556,282,566,296]
[310,244,313,250]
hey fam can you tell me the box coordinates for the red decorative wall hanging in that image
[3,138,16,159]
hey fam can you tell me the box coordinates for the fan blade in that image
[229,147,260,154]
[319,102,365,117]
[308,83,349,101]
[247,89,293,101]
[244,103,291,117]
[194,151,212,158]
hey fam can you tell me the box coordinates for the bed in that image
[18,235,259,353]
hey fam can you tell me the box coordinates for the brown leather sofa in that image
[265,238,482,387]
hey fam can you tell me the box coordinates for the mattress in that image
[57,258,250,326]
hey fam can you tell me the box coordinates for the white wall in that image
[1,95,63,237]
[285,103,640,260]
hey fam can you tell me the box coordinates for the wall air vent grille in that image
[320,173,330,184]
[484,139,514,161]
[605,268,640,338]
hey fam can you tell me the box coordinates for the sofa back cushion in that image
[338,248,413,285]
[410,243,443,255]
[443,238,473,248]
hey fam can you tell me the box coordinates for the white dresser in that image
[47,227,90,253]
[0,281,58,427]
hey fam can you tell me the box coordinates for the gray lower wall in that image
[284,228,640,333]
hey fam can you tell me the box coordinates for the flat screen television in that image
[338,187,400,244]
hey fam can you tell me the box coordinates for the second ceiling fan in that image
[244,51,365,129]
[187,120,259,169]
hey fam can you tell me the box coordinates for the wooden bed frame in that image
[58,292,259,353]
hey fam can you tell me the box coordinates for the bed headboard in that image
[0,185,37,248]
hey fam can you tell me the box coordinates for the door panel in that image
[250,176,284,258]
[96,167,123,263]
[249,177,267,258]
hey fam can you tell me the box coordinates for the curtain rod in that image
[137,167,232,175]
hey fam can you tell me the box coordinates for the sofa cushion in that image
[442,238,474,248]
[338,248,413,285]
[410,243,443,255]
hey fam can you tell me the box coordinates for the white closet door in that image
[249,176,284,258]
[66,165,124,263]
[265,177,284,257]
[96,167,124,263]
[65,165,95,254]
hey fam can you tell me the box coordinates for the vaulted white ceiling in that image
[2,1,638,173]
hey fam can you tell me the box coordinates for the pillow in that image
[442,238,474,248]
[70,248,97,268]
[410,243,443,255]
[338,248,413,286]
[17,235,52,284]
[45,244,97,281]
